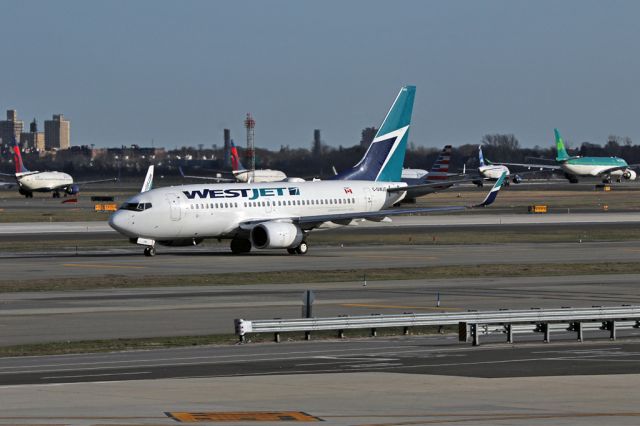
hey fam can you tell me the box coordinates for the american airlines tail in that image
[12,139,29,174]
[333,85,416,182]
[425,145,452,181]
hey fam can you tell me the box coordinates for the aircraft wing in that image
[387,177,481,192]
[74,178,118,185]
[494,162,561,171]
[179,166,235,182]
[240,172,506,230]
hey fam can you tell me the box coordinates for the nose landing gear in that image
[143,246,156,257]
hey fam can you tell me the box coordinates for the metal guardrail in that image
[234,306,640,345]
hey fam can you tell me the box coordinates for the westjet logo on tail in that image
[183,187,300,200]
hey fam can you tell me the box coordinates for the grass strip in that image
[2,262,640,293]
[0,326,457,357]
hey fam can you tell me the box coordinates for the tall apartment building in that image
[20,119,45,151]
[0,109,24,145]
[44,114,70,150]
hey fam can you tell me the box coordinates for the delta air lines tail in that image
[12,139,29,174]
[333,85,415,182]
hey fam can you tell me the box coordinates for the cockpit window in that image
[120,202,152,211]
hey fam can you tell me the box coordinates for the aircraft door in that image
[165,193,182,221]
[364,188,373,211]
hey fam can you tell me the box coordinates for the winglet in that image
[473,171,505,207]
[141,165,154,193]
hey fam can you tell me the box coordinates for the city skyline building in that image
[0,109,24,146]
[44,114,71,150]
[20,118,45,151]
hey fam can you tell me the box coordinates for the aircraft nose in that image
[108,210,134,236]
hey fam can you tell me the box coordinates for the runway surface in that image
[2,273,640,345]
[3,336,640,385]
[1,212,640,235]
[0,240,639,280]
[2,338,640,425]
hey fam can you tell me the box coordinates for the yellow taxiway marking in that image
[358,255,439,260]
[342,303,463,311]
[63,263,148,270]
[167,411,322,422]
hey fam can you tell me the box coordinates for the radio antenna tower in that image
[244,113,256,176]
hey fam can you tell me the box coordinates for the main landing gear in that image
[287,241,308,255]
[52,191,61,198]
[143,246,156,257]
[230,238,252,254]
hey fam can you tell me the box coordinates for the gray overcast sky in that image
[1,0,639,150]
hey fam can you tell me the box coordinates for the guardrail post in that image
[234,319,246,343]
[458,322,469,342]
[274,332,280,343]
[544,323,551,343]
[506,324,513,343]
[609,320,616,340]
[471,323,480,346]
[305,331,311,340]
[576,322,584,342]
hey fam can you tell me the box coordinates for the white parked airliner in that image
[109,86,505,256]
[0,140,116,198]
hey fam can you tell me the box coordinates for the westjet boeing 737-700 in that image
[109,86,506,256]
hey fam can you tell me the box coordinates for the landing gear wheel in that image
[144,247,156,257]
[230,238,252,254]
[287,248,297,255]
[52,191,60,198]
[295,241,308,255]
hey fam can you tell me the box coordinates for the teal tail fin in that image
[333,86,416,182]
[555,128,570,162]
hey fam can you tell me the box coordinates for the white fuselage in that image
[479,164,510,180]
[233,169,287,183]
[16,171,73,192]
[109,180,406,241]
[561,163,624,177]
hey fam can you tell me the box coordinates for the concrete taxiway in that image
[2,339,640,425]
[0,240,638,280]
[2,273,640,345]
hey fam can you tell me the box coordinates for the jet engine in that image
[250,222,303,249]
[623,169,637,180]
[65,184,80,195]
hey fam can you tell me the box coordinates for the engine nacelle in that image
[512,174,523,184]
[65,184,80,195]
[157,238,203,247]
[623,169,637,180]
[250,222,303,249]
